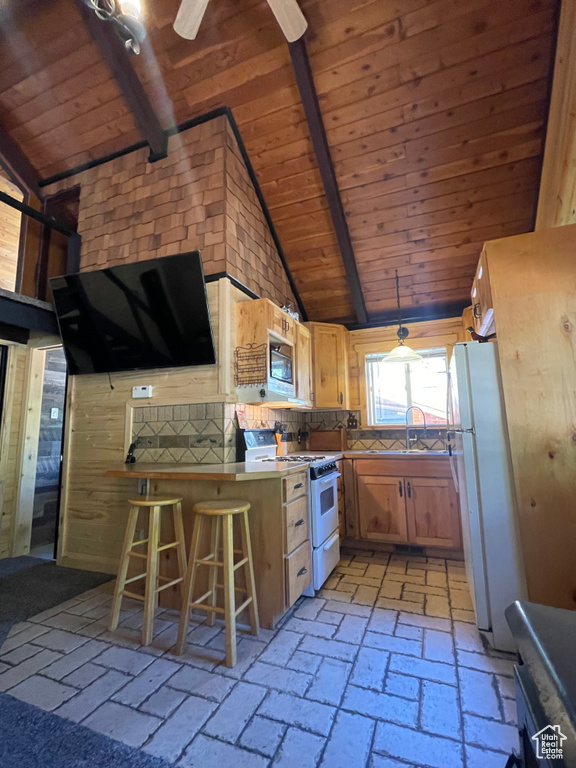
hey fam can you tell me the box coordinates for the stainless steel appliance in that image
[236,429,340,591]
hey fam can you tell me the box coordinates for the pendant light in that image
[384,271,423,363]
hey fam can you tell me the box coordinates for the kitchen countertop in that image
[106,460,310,482]
[106,450,450,482]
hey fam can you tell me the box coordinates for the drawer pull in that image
[294,482,304,489]
[297,567,308,576]
[295,519,306,526]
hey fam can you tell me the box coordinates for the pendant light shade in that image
[384,271,423,364]
[385,343,423,363]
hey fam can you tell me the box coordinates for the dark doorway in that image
[29,348,67,560]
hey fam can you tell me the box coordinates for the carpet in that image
[0,557,113,649]
[0,693,174,768]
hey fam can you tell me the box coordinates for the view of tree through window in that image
[365,348,448,426]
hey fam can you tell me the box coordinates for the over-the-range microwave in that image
[237,333,306,406]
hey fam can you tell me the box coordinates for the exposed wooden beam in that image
[289,37,367,325]
[0,123,41,196]
[77,2,167,161]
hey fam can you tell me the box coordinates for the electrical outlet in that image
[50,408,59,420]
[132,385,153,399]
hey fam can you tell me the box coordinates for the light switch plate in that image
[50,407,59,420]
[132,385,153,399]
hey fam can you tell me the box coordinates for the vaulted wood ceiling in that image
[0,0,558,323]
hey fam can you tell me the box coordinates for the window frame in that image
[360,342,453,428]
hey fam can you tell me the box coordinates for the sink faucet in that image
[405,406,427,450]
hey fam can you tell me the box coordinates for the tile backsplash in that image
[133,403,446,463]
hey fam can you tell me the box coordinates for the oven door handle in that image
[315,472,341,484]
[323,531,339,551]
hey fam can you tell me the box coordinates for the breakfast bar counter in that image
[106,460,309,482]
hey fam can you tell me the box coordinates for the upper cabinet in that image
[470,249,495,336]
[295,323,312,408]
[307,322,350,409]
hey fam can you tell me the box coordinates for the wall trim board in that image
[38,108,306,320]
[11,346,46,557]
[204,272,259,301]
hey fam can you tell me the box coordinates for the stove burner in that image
[262,456,326,463]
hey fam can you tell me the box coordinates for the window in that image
[365,347,448,426]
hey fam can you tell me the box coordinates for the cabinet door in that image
[311,324,349,408]
[295,323,312,405]
[357,475,408,543]
[268,303,295,343]
[405,477,461,548]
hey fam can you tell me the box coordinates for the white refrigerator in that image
[448,341,527,652]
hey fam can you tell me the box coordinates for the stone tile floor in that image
[0,549,519,768]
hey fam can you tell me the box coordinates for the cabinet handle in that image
[399,481,403,498]
[295,519,305,526]
[407,481,412,499]
[294,482,304,489]
[473,302,481,319]
[297,567,308,576]
[339,392,343,405]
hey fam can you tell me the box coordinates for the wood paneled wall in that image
[44,116,296,308]
[0,174,23,292]
[347,317,466,418]
[57,280,250,573]
[0,342,28,558]
[486,224,576,610]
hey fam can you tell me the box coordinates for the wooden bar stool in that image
[176,499,259,667]
[109,495,187,646]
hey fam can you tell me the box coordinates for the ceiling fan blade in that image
[266,0,307,42]
[173,0,210,39]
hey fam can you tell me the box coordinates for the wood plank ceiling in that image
[0,0,558,323]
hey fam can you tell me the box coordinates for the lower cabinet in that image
[283,470,312,607]
[358,475,407,543]
[351,458,461,550]
[405,477,460,548]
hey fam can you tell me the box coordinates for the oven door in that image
[311,472,340,548]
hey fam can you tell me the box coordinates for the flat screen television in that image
[50,251,216,375]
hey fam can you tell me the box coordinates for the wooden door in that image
[405,477,461,548]
[357,475,407,543]
[311,323,349,409]
[295,323,312,406]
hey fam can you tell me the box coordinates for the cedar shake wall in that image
[43,115,296,308]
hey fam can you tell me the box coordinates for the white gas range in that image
[237,429,340,592]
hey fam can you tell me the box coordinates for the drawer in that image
[284,495,310,554]
[283,471,308,503]
[312,530,340,591]
[285,539,312,608]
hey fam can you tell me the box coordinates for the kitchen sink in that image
[363,449,448,455]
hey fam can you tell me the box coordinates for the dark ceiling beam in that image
[0,123,41,197]
[289,37,367,325]
[77,2,167,161]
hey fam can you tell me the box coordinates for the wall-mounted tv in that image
[50,251,216,375]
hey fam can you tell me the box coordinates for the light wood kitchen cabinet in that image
[267,301,296,343]
[405,477,460,548]
[348,456,461,550]
[307,322,350,409]
[358,474,407,543]
[471,249,495,335]
[282,469,312,608]
[295,323,312,407]
[238,297,295,345]
[336,460,345,537]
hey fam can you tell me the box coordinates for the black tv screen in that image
[50,251,216,375]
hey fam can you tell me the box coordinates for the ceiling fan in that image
[173,0,307,43]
